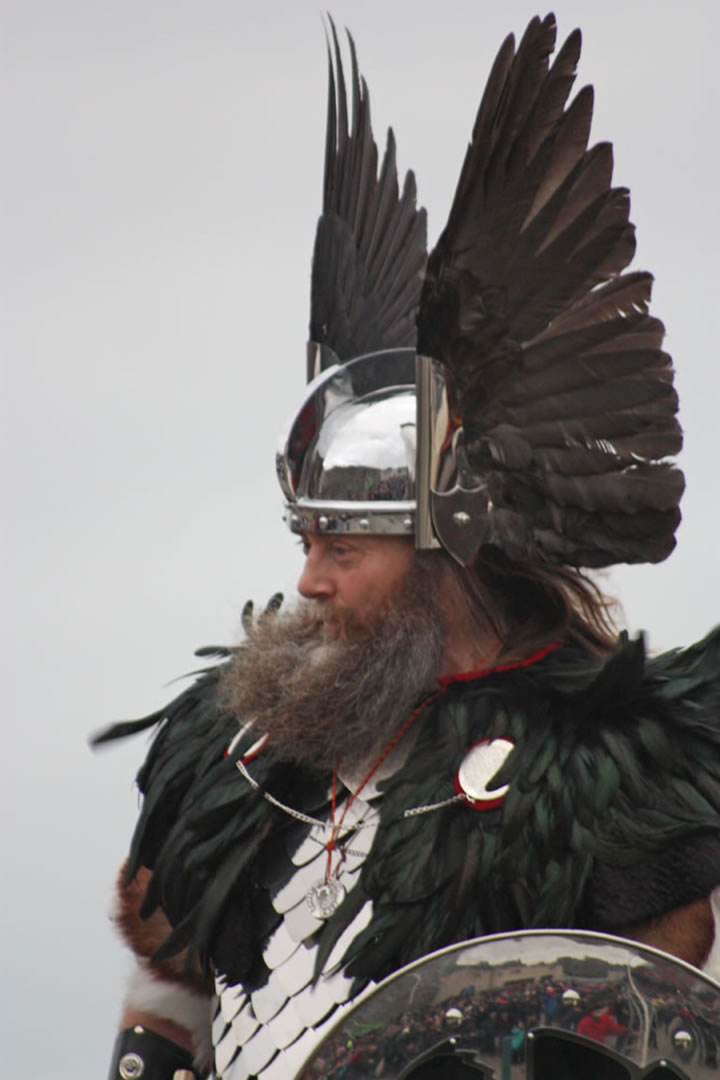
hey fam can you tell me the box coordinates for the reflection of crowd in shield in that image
[301,973,720,1077]
[301,978,543,1076]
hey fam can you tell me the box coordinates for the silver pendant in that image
[306,877,346,919]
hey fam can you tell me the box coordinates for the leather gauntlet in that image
[108,1025,198,1080]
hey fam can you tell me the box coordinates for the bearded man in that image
[99,14,720,1080]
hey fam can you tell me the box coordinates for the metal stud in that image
[318,515,329,531]
[359,518,370,530]
[290,513,300,527]
[403,517,413,530]
[452,510,471,526]
[118,1052,145,1079]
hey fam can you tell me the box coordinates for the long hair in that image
[427,544,618,662]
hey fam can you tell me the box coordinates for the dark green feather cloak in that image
[96,629,720,995]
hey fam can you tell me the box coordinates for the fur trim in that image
[619,896,715,969]
[124,959,213,1074]
[113,861,210,994]
[701,887,720,983]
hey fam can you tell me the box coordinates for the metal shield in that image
[297,930,720,1079]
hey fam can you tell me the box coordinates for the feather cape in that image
[97,629,720,994]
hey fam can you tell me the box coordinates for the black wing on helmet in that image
[416,13,683,568]
[308,20,428,376]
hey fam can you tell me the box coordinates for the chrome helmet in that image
[277,348,418,539]
[278,18,683,569]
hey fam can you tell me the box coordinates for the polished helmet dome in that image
[277,348,419,537]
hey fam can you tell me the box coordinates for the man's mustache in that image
[300,601,369,640]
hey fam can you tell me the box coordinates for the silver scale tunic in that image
[210,756,400,1079]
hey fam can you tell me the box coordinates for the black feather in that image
[105,629,720,997]
[308,21,427,367]
[416,13,683,568]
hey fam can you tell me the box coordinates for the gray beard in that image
[221,564,445,772]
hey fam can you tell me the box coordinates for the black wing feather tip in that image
[309,21,426,366]
[418,14,682,568]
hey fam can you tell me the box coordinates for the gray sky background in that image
[2,1,719,1074]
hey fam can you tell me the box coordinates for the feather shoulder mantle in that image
[101,628,720,988]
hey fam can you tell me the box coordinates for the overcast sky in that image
[2,1,719,1075]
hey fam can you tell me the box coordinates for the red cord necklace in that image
[307,690,442,918]
[320,644,503,879]
[234,642,560,918]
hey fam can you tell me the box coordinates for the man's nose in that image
[297,551,335,600]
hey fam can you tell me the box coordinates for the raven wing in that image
[308,21,427,372]
[417,14,683,567]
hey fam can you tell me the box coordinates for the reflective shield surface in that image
[298,930,720,1079]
